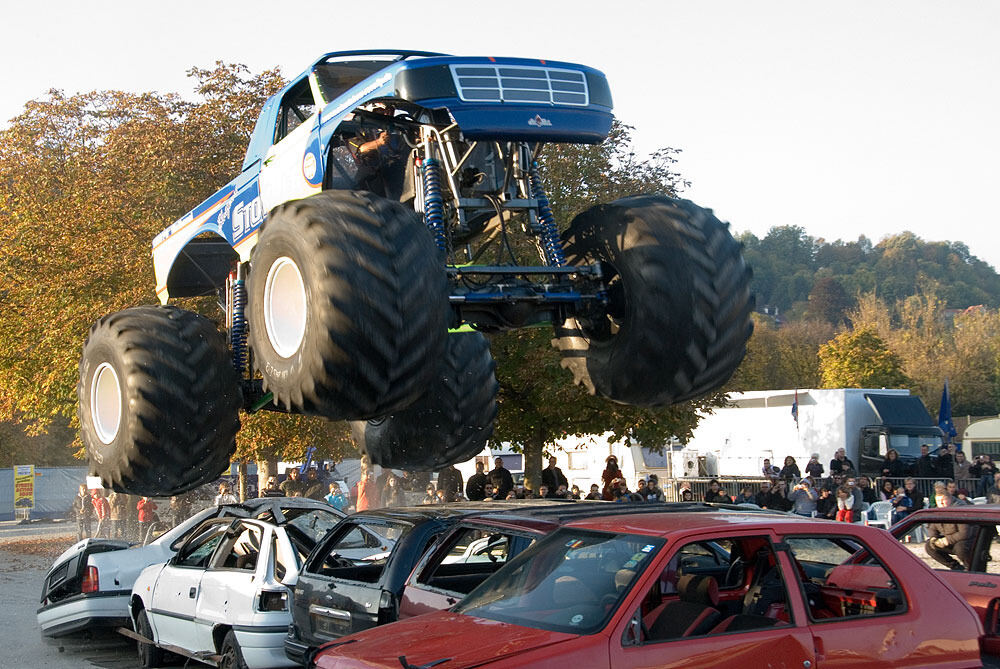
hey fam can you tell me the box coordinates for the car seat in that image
[646,574,722,640]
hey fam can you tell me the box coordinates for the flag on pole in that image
[791,389,799,430]
[938,380,957,443]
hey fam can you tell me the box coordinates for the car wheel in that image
[219,630,248,669]
[248,190,448,419]
[352,332,498,469]
[79,305,241,496]
[135,609,164,668]
[553,195,754,406]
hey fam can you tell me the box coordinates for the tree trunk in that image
[257,457,279,493]
[237,462,248,502]
[522,437,545,493]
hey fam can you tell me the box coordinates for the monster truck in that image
[79,51,754,496]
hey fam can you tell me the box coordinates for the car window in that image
[624,535,794,646]
[416,527,527,596]
[313,59,395,104]
[274,78,316,143]
[215,523,264,571]
[455,529,663,635]
[895,520,998,574]
[784,535,907,621]
[308,520,411,584]
[174,522,229,568]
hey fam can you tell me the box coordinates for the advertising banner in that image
[14,465,35,510]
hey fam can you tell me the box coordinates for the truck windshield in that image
[313,59,395,104]
[454,529,662,635]
[889,432,943,456]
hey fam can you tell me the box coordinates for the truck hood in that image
[315,611,579,668]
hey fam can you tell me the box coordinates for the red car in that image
[315,509,983,668]
[890,504,1000,655]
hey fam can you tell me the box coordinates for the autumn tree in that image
[727,316,833,391]
[818,327,911,389]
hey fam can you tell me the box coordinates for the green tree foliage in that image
[818,327,912,389]
[0,63,354,468]
[727,316,833,391]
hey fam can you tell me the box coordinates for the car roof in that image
[560,507,832,536]
[899,504,1000,522]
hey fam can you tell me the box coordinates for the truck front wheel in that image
[79,306,241,496]
[553,195,753,406]
[352,332,498,469]
[248,191,448,419]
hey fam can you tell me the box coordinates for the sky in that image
[4,0,999,270]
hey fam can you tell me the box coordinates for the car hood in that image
[316,611,579,668]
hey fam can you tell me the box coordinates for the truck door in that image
[859,427,886,476]
[258,76,321,211]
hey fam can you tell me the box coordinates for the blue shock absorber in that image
[421,158,448,253]
[230,278,248,374]
[528,161,566,267]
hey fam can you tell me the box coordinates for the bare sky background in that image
[4,0,998,272]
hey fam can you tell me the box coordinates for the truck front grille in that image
[449,65,589,106]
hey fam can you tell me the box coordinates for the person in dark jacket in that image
[911,444,937,478]
[540,457,568,498]
[881,448,908,481]
[779,456,800,482]
[488,457,514,499]
[829,448,856,477]
[804,454,824,479]
[437,465,464,502]
[704,479,731,503]
[754,480,775,508]
[465,461,488,501]
[816,487,837,520]
[74,484,93,541]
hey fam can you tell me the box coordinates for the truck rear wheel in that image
[79,306,241,496]
[352,332,498,469]
[248,191,448,420]
[553,195,753,406]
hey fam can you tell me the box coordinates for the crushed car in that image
[314,509,984,668]
[37,496,342,637]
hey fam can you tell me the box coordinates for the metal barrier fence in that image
[660,476,988,505]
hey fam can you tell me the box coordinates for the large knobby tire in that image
[552,195,753,406]
[79,305,241,496]
[219,630,248,669]
[352,332,498,469]
[248,191,448,420]
[135,608,164,668]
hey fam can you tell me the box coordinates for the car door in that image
[148,520,230,648]
[258,75,320,211]
[294,518,412,643]
[610,530,815,669]
[197,521,269,651]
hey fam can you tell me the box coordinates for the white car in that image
[131,516,302,668]
[38,497,342,637]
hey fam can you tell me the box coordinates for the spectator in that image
[552,484,570,499]
[761,458,780,478]
[214,482,238,506]
[857,476,878,504]
[953,486,973,506]
[805,453,824,479]
[437,465,464,503]
[988,472,1000,505]
[466,461,489,501]
[890,485,913,524]
[770,480,792,512]
[260,476,282,497]
[611,478,631,502]
[136,497,158,539]
[602,455,622,501]
[569,485,582,500]
[902,477,926,513]
[483,483,496,500]
[823,473,845,493]
[488,457,514,500]
[680,488,694,502]
[169,495,191,526]
[779,456,800,482]
[91,490,110,538]
[421,485,438,505]
[735,486,756,505]
[881,448,908,481]
[383,474,407,508]
[584,484,602,500]
[911,444,937,478]
[541,456,568,498]
[845,476,865,519]
[754,480,774,508]
[830,448,857,478]
[325,483,347,511]
[106,491,123,540]
[436,489,447,503]
[925,492,973,570]
[279,468,307,497]
[953,450,972,483]
[879,478,896,501]
[816,487,837,520]
[356,457,378,511]
[304,469,327,500]
[835,485,855,522]
[975,455,998,496]
[937,443,956,479]
[630,480,648,503]
[789,479,818,516]
[644,475,666,502]
[74,485,93,542]
[704,479,731,503]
